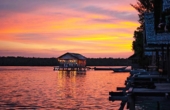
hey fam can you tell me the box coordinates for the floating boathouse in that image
[55,52,86,71]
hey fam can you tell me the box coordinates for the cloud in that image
[0,0,138,58]
[81,6,138,21]
[86,18,117,23]
[15,33,50,42]
[0,0,84,13]
[0,1,40,13]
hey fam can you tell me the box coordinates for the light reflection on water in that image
[0,66,130,109]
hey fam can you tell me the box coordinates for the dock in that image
[108,0,170,109]
[109,70,170,110]
[54,66,87,71]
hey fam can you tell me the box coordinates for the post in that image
[128,94,135,110]
[162,45,164,74]
[167,45,170,76]
[157,101,160,110]
[156,49,159,71]
[119,101,127,110]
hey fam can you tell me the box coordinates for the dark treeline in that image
[0,57,131,66]
[0,57,59,66]
[86,58,130,66]
[131,0,154,67]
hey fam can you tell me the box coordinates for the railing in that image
[144,13,156,44]
[59,65,85,68]
[163,0,170,11]
[156,33,170,44]
[145,13,170,44]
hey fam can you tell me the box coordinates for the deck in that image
[54,65,87,71]
[128,83,170,110]
[109,70,170,110]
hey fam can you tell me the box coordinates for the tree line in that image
[0,56,131,66]
[86,58,130,66]
[131,0,155,67]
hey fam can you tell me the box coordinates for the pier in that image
[109,0,170,109]
[54,65,87,71]
[109,70,170,110]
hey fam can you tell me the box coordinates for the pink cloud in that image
[0,0,138,58]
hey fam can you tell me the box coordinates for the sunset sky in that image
[0,0,139,58]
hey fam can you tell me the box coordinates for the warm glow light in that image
[0,0,139,58]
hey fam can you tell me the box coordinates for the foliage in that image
[132,30,144,57]
[131,0,154,30]
[0,57,59,66]
[131,0,154,67]
[86,58,130,66]
[0,57,131,66]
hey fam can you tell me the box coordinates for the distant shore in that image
[0,56,131,66]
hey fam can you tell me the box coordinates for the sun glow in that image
[0,0,138,58]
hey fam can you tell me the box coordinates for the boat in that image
[94,67,113,70]
[94,66,129,71]
[130,69,146,75]
[113,69,131,72]
[112,66,127,71]
[112,67,130,72]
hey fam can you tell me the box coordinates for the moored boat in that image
[113,69,131,72]
[94,67,113,70]
[112,66,128,71]
[130,69,146,75]
[94,66,128,71]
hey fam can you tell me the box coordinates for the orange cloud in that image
[0,0,138,58]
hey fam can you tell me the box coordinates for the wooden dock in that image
[54,66,87,71]
[109,71,170,110]
[127,83,170,110]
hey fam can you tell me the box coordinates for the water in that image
[0,66,130,110]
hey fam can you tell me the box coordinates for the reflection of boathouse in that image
[58,70,86,78]
[56,52,86,71]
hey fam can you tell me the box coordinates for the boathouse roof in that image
[58,52,86,60]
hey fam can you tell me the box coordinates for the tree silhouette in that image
[131,0,154,30]
[131,0,155,67]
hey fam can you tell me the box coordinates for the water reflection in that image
[0,67,129,109]
[57,70,86,78]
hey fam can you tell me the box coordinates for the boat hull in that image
[94,66,128,71]
[113,69,131,72]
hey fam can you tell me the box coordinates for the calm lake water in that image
[0,66,130,110]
